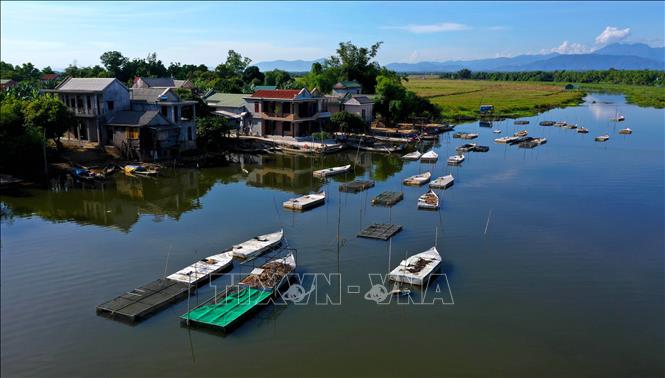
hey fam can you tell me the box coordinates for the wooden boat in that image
[619,128,632,135]
[514,120,530,125]
[461,133,479,140]
[514,130,528,137]
[554,121,567,127]
[577,127,589,134]
[239,253,296,290]
[430,174,454,189]
[417,190,439,210]
[313,164,351,178]
[495,136,518,144]
[403,171,431,186]
[539,121,555,126]
[456,143,477,152]
[509,136,532,145]
[447,154,465,165]
[389,246,442,286]
[493,129,502,134]
[228,230,284,260]
[167,252,233,285]
[402,151,422,160]
[123,164,159,176]
[283,191,326,211]
[472,145,490,152]
[420,150,438,162]
[595,134,610,142]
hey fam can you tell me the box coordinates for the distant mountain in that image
[255,59,325,72]
[386,43,664,72]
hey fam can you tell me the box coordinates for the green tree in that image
[24,94,75,148]
[457,68,471,79]
[196,116,231,150]
[100,51,128,80]
[264,69,293,88]
[242,66,265,85]
[0,96,45,177]
[330,111,367,133]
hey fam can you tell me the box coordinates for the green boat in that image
[181,287,272,331]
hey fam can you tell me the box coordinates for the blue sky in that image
[1,1,663,69]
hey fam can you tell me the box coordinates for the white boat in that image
[313,164,351,178]
[447,154,465,165]
[595,134,610,142]
[417,190,439,210]
[577,127,589,134]
[562,123,578,129]
[402,151,422,160]
[456,143,477,152]
[495,136,518,144]
[611,115,625,122]
[389,246,442,286]
[167,252,233,285]
[514,130,528,137]
[534,137,548,145]
[403,171,431,186]
[430,174,454,189]
[493,129,502,134]
[283,191,326,211]
[461,133,479,140]
[239,253,296,290]
[420,150,438,162]
[619,128,632,135]
[229,230,284,260]
[554,121,567,127]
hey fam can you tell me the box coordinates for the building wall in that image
[344,103,374,122]
[101,81,131,114]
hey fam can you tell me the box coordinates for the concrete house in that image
[106,110,180,160]
[47,78,131,145]
[205,93,251,132]
[132,77,194,89]
[342,95,374,123]
[244,88,330,137]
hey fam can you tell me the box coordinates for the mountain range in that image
[254,43,664,73]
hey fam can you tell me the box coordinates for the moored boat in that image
[430,174,454,189]
[420,150,439,162]
[619,128,632,134]
[595,134,610,142]
[228,229,284,260]
[472,145,490,152]
[123,164,159,176]
[554,121,567,127]
[283,191,326,211]
[514,130,528,137]
[417,190,439,210]
[388,247,442,286]
[514,120,530,125]
[447,154,465,165]
[403,171,431,186]
[313,164,351,178]
[577,127,589,134]
[493,129,502,134]
[167,252,233,285]
[562,123,578,129]
[461,133,479,140]
[456,143,477,152]
[539,121,555,126]
[402,151,422,160]
[495,136,518,144]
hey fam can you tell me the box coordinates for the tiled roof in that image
[250,89,301,99]
[205,93,247,108]
[131,87,171,102]
[136,77,190,88]
[345,95,373,105]
[41,73,60,81]
[56,78,118,91]
[106,110,169,127]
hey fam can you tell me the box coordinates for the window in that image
[187,127,193,141]
[107,101,114,111]
[126,128,139,139]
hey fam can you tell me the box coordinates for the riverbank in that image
[560,82,665,108]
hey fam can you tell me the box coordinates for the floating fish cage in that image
[339,180,376,193]
[358,223,403,240]
[371,191,404,206]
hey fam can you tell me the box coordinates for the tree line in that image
[439,69,664,86]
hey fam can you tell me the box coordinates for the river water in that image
[1,94,663,377]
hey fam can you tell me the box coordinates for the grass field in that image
[561,82,665,109]
[404,78,585,121]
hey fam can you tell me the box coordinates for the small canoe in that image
[430,174,454,189]
[167,252,233,285]
[447,154,465,165]
[229,230,284,260]
[539,121,555,126]
[403,171,431,186]
[619,128,632,135]
[493,129,502,134]
[577,127,589,134]
[420,150,438,162]
[456,143,477,152]
[495,136,518,144]
[417,190,439,210]
[595,134,610,142]
[283,191,326,211]
[313,164,351,178]
[389,246,442,286]
[514,130,528,137]
[402,151,422,160]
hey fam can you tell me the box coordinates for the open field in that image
[404,77,585,121]
[561,82,665,109]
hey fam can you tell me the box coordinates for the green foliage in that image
[196,116,231,150]
[457,68,472,79]
[23,94,75,147]
[100,51,129,81]
[331,111,367,133]
[264,69,293,88]
[0,96,47,176]
[311,131,332,140]
[438,69,665,86]
[242,66,264,85]
[374,74,441,125]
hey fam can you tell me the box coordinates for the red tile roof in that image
[41,73,60,81]
[251,89,301,99]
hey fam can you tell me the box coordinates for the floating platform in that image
[339,180,375,193]
[283,192,326,211]
[96,278,191,323]
[371,191,404,206]
[358,223,402,240]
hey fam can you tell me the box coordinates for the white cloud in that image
[595,26,631,45]
[547,40,592,54]
[387,22,471,34]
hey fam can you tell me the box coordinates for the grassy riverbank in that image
[404,77,664,121]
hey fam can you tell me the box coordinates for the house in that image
[205,93,251,132]
[0,79,18,91]
[132,76,194,89]
[129,87,198,152]
[341,95,374,123]
[46,77,197,159]
[244,88,330,137]
[40,73,61,83]
[332,80,362,96]
[45,77,131,145]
